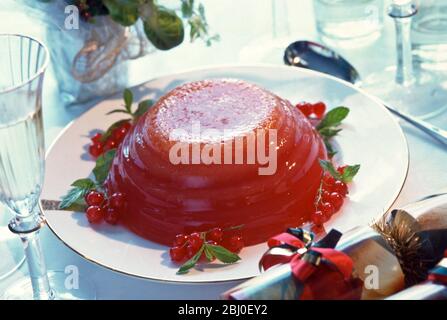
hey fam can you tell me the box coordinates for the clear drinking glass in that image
[0,34,95,300]
[0,207,25,280]
[362,1,447,119]
[412,0,447,70]
[313,0,384,47]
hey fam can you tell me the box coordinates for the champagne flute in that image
[0,207,25,280]
[0,34,95,300]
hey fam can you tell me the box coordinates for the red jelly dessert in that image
[106,79,327,246]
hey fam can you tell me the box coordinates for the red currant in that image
[188,232,204,249]
[329,192,344,211]
[296,102,314,117]
[333,180,348,197]
[89,142,103,158]
[86,205,104,223]
[104,139,117,151]
[312,102,326,119]
[321,189,331,203]
[121,122,131,131]
[318,202,335,217]
[223,235,244,253]
[311,210,328,226]
[323,174,336,188]
[170,246,186,262]
[207,227,223,243]
[104,207,120,225]
[91,132,103,143]
[267,238,281,248]
[85,190,105,206]
[173,233,189,247]
[113,126,128,142]
[110,192,125,209]
[186,244,200,259]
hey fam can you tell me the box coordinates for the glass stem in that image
[389,2,418,86]
[9,209,54,300]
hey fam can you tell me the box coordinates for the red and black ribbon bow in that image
[261,228,362,300]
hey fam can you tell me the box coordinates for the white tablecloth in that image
[1,0,446,299]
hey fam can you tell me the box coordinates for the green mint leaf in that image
[319,159,342,181]
[100,119,131,143]
[62,198,88,212]
[144,5,185,50]
[133,99,153,119]
[341,164,361,183]
[106,109,132,116]
[204,245,214,262]
[316,106,349,131]
[93,149,117,185]
[319,128,342,139]
[59,178,95,210]
[123,89,133,113]
[324,139,337,158]
[207,245,241,264]
[71,178,96,189]
[177,246,204,274]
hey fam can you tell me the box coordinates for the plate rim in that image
[42,64,410,283]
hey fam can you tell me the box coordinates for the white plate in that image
[42,65,409,283]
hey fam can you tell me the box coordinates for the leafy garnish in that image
[105,89,152,122]
[123,88,133,112]
[93,149,117,185]
[340,164,361,183]
[204,246,214,262]
[59,178,96,210]
[207,245,241,264]
[319,160,360,183]
[101,90,153,143]
[177,246,204,275]
[176,242,241,274]
[319,159,342,180]
[316,106,349,157]
[134,100,154,118]
[316,107,350,132]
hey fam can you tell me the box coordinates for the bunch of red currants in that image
[169,228,244,263]
[84,190,126,225]
[311,166,349,226]
[88,121,131,158]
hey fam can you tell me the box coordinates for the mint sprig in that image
[316,106,350,132]
[316,106,349,157]
[206,245,241,263]
[106,89,153,121]
[59,178,96,210]
[176,243,241,275]
[93,149,117,185]
[177,246,204,275]
[59,150,117,210]
[319,160,360,183]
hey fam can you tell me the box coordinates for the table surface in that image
[1,0,447,299]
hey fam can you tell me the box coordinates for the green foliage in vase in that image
[43,0,218,50]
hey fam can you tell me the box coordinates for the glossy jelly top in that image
[106,79,326,245]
